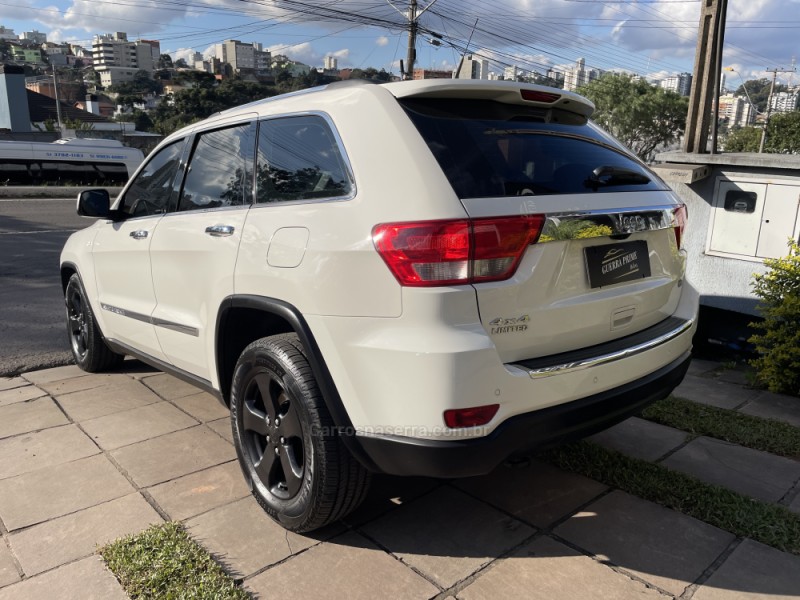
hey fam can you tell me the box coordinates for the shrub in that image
[749,240,800,395]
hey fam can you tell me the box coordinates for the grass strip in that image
[100,522,249,600]
[643,395,800,459]
[541,441,800,555]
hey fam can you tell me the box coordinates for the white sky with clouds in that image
[2,0,799,85]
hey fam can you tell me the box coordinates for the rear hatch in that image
[396,85,686,363]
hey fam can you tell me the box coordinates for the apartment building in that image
[92,32,156,87]
[660,72,693,96]
[769,91,800,113]
[563,58,601,92]
[718,93,756,128]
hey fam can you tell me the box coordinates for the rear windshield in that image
[400,98,667,199]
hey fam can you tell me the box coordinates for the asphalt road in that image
[0,198,88,375]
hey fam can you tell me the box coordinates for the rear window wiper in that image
[585,166,650,189]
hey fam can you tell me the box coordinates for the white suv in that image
[60,79,697,532]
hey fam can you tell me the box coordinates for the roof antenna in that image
[453,18,479,79]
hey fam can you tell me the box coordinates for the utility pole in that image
[52,65,64,135]
[683,0,727,154]
[759,67,795,153]
[405,0,418,80]
[394,0,441,80]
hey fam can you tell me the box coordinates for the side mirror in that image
[77,189,111,218]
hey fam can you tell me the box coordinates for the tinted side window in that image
[179,123,257,212]
[121,141,184,217]
[256,115,352,203]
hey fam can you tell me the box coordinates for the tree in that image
[724,126,760,152]
[734,79,787,114]
[765,112,800,153]
[175,58,189,69]
[724,112,800,154]
[578,73,688,163]
[158,54,173,69]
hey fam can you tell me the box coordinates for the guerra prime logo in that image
[601,247,640,278]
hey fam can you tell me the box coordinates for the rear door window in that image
[400,98,667,199]
[255,115,353,203]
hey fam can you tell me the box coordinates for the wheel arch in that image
[215,296,360,441]
[60,261,80,293]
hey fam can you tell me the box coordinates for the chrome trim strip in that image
[100,303,151,325]
[151,318,200,337]
[525,318,694,379]
[101,304,199,337]
[538,205,679,243]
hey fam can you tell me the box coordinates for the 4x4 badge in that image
[489,315,530,334]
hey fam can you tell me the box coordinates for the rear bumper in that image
[355,351,691,477]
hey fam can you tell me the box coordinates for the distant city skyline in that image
[2,0,799,86]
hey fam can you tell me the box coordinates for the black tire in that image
[230,333,370,532]
[64,273,125,372]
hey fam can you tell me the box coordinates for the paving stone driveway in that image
[0,360,798,599]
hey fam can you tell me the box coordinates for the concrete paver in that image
[0,377,27,392]
[555,491,735,596]
[37,373,132,396]
[171,391,230,423]
[9,493,162,576]
[143,373,203,400]
[186,496,322,578]
[80,401,198,450]
[21,365,86,386]
[111,425,235,487]
[245,531,440,600]
[0,454,134,531]
[0,556,127,600]
[1,358,799,599]
[344,476,441,527]
[458,535,668,600]
[362,486,534,589]
[672,375,761,410]
[0,398,69,441]
[693,539,800,600]
[714,368,751,386]
[455,460,607,528]
[0,425,99,481]
[147,460,250,521]
[661,436,800,503]
[790,491,800,515]
[0,542,20,588]
[738,391,800,428]
[206,417,233,444]
[56,380,162,422]
[687,359,722,377]
[589,417,688,462]
[0,386,46,407]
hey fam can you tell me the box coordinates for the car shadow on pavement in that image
[315,459,799,597]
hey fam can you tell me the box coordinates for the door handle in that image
[129,230,148,239]
[205,225,235,237]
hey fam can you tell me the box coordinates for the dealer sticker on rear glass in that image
[584,241,651,288]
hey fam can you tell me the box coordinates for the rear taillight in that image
[373,215,545,287]
[673,204,687,249]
